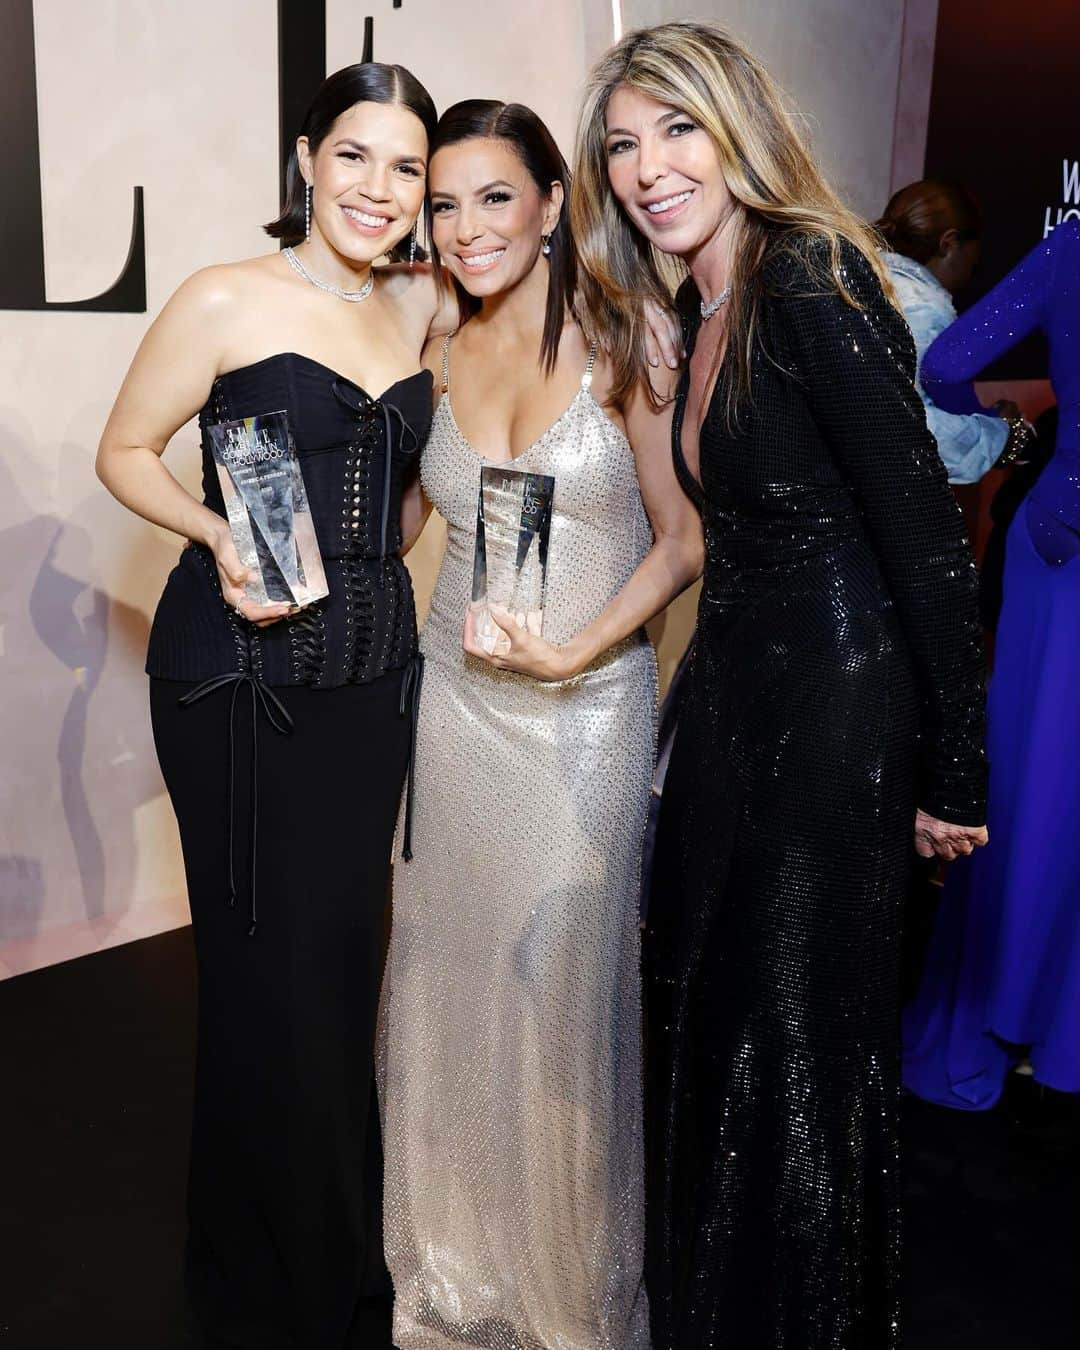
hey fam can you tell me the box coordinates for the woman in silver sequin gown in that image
[380,100,702,1350]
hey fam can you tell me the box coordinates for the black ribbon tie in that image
[178,672,294,936]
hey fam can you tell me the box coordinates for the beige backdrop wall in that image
[0,0,916,978]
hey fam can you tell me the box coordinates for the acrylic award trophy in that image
[207,410,329,608]
[470,465,555,655]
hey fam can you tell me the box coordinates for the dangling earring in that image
[305,183,312,243]
[409,226,417,268]
[541,234,552,256]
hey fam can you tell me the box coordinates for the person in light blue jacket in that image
[877,180,1027,482]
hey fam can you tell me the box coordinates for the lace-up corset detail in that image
[146,352,434,688]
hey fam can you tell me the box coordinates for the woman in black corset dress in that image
[574,23,990,1348]
[96,64,451,1349]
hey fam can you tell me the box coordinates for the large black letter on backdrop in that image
[278,0,327,211]
[0,0,146,312]
[277,2,385,209]
[1,1,397,306]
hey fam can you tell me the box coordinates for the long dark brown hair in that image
[265,62,437,261]
[428,100,577,375]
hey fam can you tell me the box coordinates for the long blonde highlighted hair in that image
[571,21,894,410]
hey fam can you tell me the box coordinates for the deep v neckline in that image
[443,386,590,467]
[672,368,705,504]
[439,332,598,467]
[674,301,729,504]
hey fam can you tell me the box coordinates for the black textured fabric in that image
[645,237,988,1349]
[146,353,433,688]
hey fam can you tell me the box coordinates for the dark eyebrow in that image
[605,109,686,138]
[331,137,425,164]
[430,179,516,201]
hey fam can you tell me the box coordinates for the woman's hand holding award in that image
[469,464,555,657]
[207,410,329,611]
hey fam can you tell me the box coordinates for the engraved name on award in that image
[207,410,329,607]
[470,465,555,655]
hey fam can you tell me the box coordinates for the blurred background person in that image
[877,180,1032,484]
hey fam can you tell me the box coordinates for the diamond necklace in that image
[700,284,732,321]
[283,246,374,303]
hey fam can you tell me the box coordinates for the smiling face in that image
[604,84,737,261]
[298,100,429,263]
[429,138,563,298]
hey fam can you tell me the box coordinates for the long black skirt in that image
[151,673,410,1349]
[644,598,919,1350]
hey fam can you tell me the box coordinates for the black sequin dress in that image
[644,239,987,1349]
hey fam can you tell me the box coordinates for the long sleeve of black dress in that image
[771,240,989,826]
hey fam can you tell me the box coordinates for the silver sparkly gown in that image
[382,338,656,1349]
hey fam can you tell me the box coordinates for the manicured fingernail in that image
[668,356,678,368]
[649,356,659,367]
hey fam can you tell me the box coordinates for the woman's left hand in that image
[462,604,580,682]
[914,808,989,861]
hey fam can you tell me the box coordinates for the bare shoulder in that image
[589,346,677,420]
[586,345,621,407]
[167,255,277,319]
[420,331,448,384]
[381,261,463,339]
[377,260,439,310]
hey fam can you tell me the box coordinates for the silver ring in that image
[235,602,245,619]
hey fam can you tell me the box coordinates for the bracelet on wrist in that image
[993,414,1035,469]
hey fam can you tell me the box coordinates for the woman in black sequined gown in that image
[573,23,989,1348]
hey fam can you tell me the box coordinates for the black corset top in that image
[146,352,434,688]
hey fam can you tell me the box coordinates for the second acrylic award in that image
[470,465,555,655]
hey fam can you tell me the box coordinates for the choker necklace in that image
[283,246,374,303]
[700,285,732,321]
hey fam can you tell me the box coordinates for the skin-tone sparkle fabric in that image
[381,345,657,1349]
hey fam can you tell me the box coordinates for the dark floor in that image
[0,926,1077,1349]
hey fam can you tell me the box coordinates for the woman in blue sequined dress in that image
[904,220,1080,1107]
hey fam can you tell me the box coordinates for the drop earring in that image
[409,226,417,267]
[305,183,312,242]
[541,234,552,256]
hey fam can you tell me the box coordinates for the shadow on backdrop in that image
[0,419,173,949]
